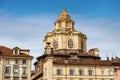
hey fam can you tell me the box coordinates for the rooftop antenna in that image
[112,51,113,58]
[106,52,109,60]
[111,51,114,60]
[106,52,108,58]
[62,4,67,12]
[114,50,118,59]
[114,50,116,57]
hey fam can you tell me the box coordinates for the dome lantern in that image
[54,9,74,30]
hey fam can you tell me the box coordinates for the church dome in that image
[57,9,72,21]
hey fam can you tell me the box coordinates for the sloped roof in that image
[112,58,120,65]
[53,59,112,66]
[0,46,13,55]
[0,46,33,57]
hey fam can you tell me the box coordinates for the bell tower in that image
[44,9,87,54]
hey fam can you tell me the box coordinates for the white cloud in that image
[73,16,120,59]
[0,10,120,69]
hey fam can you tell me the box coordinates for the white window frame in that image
[56,69,62,75]
[69,69,75,75]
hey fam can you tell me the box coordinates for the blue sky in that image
[0,0,120,69]
[1,0,120,18]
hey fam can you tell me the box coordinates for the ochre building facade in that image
[0,46,33,80]
[112,58,120,80]
[32,9,119,80]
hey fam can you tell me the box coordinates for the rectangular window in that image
[22,59,27,64]
[108,69,113,75]
[5,67,11,74]
[6,59,10,64]
[15,59,19,64]
[13,67,19,74]
[45,68,47,76]
[101,69,104,75]
[56,69,62,75]
[88,70,93,75]
[69,69,74,75]
[79,70,83,75]
[22,67,27,75]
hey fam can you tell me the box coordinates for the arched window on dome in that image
[53,40,58,49]
[68,39,73,48]
[59,22,61,27]
[81,40,84,50]
[66,21,69,27]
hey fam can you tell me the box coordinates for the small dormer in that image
[13,47,20,55]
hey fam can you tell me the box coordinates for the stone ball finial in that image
[62,8,66,12]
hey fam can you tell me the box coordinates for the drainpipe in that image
[95,64,97,80]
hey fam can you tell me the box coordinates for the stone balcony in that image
[4,73,10,77]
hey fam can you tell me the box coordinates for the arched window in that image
[59,22,61,27]
[66,21,69,27]
[68,39,73,48]
[81,41,84,50]
[15,49,18,55]
[53,40,58,49]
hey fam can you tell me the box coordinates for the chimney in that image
[111,57,114,61]
[46,42,51,47]
[116,56,118,59]
[107,57,109,61]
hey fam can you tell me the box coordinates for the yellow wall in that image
[43,57,53,80]
[53,64,114,80]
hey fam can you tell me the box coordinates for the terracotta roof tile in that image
[0,46,13,55]
[112,58,120,64]
[53,59,112,66]
[0,46,33,57]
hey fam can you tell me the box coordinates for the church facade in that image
[32,9,116,80]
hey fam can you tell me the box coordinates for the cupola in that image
[57,9,71,21]
[44,9,87,53]
[54,9,74,30]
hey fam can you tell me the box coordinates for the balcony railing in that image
[5,73,10,77]
[22,74,27,77]
[13,74,19,77]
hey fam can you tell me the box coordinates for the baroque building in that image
[32,9,117,80]
[0,46,33,80]
[112,58,120,80]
